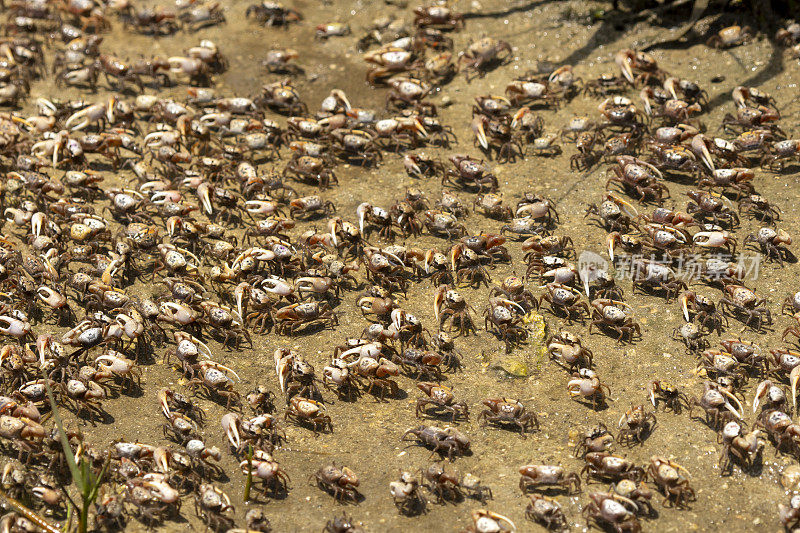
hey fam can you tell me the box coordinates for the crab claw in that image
[691,134,715,172]
[405,155,421,176]
[106,95,116,123]
[753,379,772,413]
[356,202,370,235]
[235,282,249,322]
[423,249,434,274]
[150,190,183,203]
[511,106,528,129]
[30,212,44,238]
[639,88,653,116]
[615,49,635,84]
[197,182,213,215]
[566,379,583,397]
[412,117,428,137]
[327,218,340,248]
[664,77,679,100]
[472,116,488,150]
[448,245,462,272]
[221,412,241,450]
[166,216,181,237]
[478,511,516,532]
[204,361,240,382]
[143,480,179,504]
[1,463,13,485]
[732,86,747,108]
[158,390,172,419]
[607,192,638,218]
[606,233,618,262]
[36,334,53,368]
[101,258,120,285]
[791,366,800,414]
[497,297,526,315]
[719,387,743,419]
[391,308,404,332]
[275,353,291,394]
[153,447,170,473]
[330,89,351,111]
[433,286,447,323]
[680,292,692,322]
[582,273,591,299]
[10,115,34,129]
[612,493,640,513]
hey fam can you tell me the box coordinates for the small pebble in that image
[781,465,800,490]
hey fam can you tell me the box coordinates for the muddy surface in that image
[9,0,800,532]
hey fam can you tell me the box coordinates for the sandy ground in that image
[11,0,800,531]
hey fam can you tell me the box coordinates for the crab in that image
[459,37,512,81]
[629,258,687,300]
[483,297,529,348]
[257,79,307,115]
[718,284,771,331]
[471,114,524,162]
[389,471,427,515]
[585,73,631,96]
[313,464,360,503]
[617,405,656,446]
[518,464,581,494]
[489,275,537,311]
[433,285,476,336]
[718,421,764,474]
[245,2,302,26]
[739,194,781,223]
[404,152,446,179]
[443,154,498,192]
[647,456,695,508]
[597,96,646,134]
[464,510,516,533]
[573,424,615,458]
[589,299,640,342]
[525,494,568,531]
[689,382,743,429]
[648,380,690,414]
[330,129,383,167]
[615,48,666,86]
[585,192,637,233]
[707,25,753,48]
[348,355,400,401]
[582,492,642,533]
[415,382,469,421]
[401,425,470,460]
[582,452,645,483]
[275,302,338,335]
[568,368,611,410]
[413,5,464,30]
[745,227,792,265]
[539,282,589,322]
[516,193,560,225]
[187,361,241,408]
[606,156,669,204]
[289,195,336,220]
[285,396,332,433]
[386,77,435,114]
[505,79,563,107]
[548,330,594,370]
[762,139,800,171]
[284,155,338,189]
[478,397,539,436]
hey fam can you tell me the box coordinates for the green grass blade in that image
[43,380,85,493]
